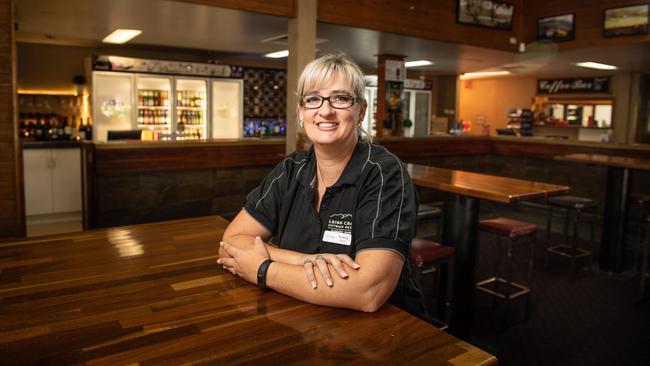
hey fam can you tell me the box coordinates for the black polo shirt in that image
[243,140,428,320]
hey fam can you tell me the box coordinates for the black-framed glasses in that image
[300,94,359,109]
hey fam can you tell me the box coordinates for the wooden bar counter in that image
[0,216,498,365]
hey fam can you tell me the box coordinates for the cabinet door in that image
[24,149,54,216]
[51,148,82,213]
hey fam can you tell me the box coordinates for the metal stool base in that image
[547,244,591,259]
[476,277,531,300]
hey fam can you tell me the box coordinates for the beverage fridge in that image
[90,56,243,142]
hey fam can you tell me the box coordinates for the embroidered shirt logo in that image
[323,213,353,245]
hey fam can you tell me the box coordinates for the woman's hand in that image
[217,236,270,284]
[301,254,361,289]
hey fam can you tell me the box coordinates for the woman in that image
[218,53,427,319]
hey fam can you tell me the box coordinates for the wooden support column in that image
[286,0,316,153]
[0,0,25,238]
[376,54,405,138]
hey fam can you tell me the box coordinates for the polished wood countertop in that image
[93,137,285,150]
[557,153,650,171]
[0,216,497,365]
[408,163,569,203]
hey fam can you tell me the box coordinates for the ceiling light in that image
[102,29,142,44]
[405,60,433,68]
[575,62,618,70]
[460,71,511,79]
[264,50,289,58]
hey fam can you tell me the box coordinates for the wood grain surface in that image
[0,216,497,365]
[557,153,650,171]
[408,163,569,203]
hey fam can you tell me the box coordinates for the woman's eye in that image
[305,96,321,103]
[334,95,352,102]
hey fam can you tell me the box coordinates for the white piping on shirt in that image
[254,157,306,209]
[365,143,406,240]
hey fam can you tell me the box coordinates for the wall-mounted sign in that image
[92,55,242,78]
[385,60,405,82]
[537,77,610,94]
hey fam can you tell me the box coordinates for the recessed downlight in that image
[575,62,618,70]
[102,29,142,44]
[405,60,433,68]
[264,50,289,58]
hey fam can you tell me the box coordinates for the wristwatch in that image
[257,259,274,292]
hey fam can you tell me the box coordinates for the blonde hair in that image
[296,53,371,141]
[297,53,366,101]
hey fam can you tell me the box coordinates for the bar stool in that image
[417,203,443,239]
[545,195,597,279]
[630,195,650,273]
[640,214,650,300]
[411,238,455,327]
[476,217,536,324]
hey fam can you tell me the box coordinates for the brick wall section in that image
[0,0,24,238]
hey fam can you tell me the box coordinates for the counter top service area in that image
[0,216,497,365]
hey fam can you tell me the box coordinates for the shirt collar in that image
[296,140,370,190]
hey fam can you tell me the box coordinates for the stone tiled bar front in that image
[83,136,650,230]
[83,139,285,229]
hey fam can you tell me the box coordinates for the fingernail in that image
[354,264,361,269]
[216,259,221,264]
[327,280,333,287]
[311,281,317,289]
[255,236,261,240]
[219,241,224,246]
[341,271,349,278]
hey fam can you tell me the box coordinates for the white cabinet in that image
[24,148,82,216]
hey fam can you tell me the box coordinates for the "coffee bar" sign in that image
[537,77,610,94]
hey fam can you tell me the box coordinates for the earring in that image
[300,119,304,128]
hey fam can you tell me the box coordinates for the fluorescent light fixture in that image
[264,50,289,58]
[102,29,142,44]
[460,70,511,79]
[575,62,618,70]
[405,60,433,68]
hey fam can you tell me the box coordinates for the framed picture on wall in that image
[537,13,575,42]
[457,0,514,30]
[603,3,649,37]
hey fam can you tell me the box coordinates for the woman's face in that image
[300,75,367,148]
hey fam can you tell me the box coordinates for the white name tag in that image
[322,230,352,246]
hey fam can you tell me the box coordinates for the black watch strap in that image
[257,259,273,292]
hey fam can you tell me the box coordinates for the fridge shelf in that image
[176,107,204,111]
[138,106,170,109]
[138,124,171,128]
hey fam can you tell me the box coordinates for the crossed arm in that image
[218,209,404,312]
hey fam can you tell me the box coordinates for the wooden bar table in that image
[407,164,569,339]
[0,216,497,365]
[557,153,650,273]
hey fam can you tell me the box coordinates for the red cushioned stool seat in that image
[479,218,537,238]
[411,238,455,266]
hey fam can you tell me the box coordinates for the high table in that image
[407,164,569,339]
[0,216,497,365]
[556,153,650,273]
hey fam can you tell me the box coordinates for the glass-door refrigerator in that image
[135,75,173,140]
[175,77,208,140]
[211,78,243,139]
[92,71,134,142]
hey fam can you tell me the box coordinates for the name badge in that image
[322,230,352,246]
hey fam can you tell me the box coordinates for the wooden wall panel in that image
[318,0,523,52]
[524,0,650,48]
[174,0,294,17]
[0,0,24,238]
